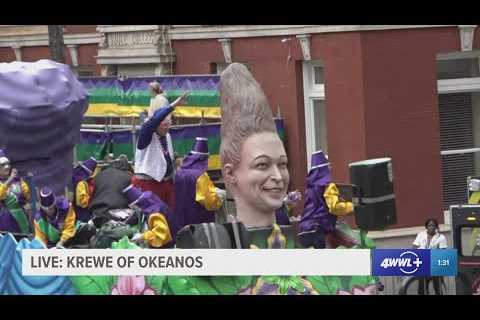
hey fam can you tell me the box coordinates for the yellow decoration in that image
[75,180,90,208]
[60,207,77,242]
[324,183,354,216]
[468,191,480,251]
[267,224,287,249]
[143,213,172,248]
[85,104,221,118]
[20,180,31,202]
[195,172,222,211]
[34,221,48,246]
[0,183,8,201]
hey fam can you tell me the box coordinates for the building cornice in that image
[0,25,457,47]
[0,32,101,47]
[170,25,454,40]
[96,25,160,33]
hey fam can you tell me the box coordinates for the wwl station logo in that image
[379,251,423,274]
[372,249,431,276]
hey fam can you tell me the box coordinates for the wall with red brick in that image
[310,32,369,183]
[0,47,16,62]
[0,43,100,75]
[21,46,50,62]
[359,27,464,228]
[173,27,480,228]
[473,27,480,50]
[64,25,97,34]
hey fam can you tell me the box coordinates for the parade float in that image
[0,60,379,295]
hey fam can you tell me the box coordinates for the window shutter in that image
[439,93,474,209]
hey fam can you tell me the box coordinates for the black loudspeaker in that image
[349,157,397,231]
[176,222,251,249]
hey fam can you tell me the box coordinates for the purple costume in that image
[0,180,31,234]
[71,157,97,222]
[174,137,216,230]
[0,150,31,234]
[298,151,336,235]
[33,196,72,248]
[34,196,70,229]
[124,185,178,247]
[275,206,291,225]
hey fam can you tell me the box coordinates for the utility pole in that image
[48,25,65,63]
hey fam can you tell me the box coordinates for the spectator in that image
[413,218,447,249]
[413,218,447,295]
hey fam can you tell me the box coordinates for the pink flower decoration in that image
[337,284,377,295]
[237,287,253,295]
[111,276,156,295]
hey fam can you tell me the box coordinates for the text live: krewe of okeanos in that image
[23,249,371,276]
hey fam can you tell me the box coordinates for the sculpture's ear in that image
[223,163,237,185]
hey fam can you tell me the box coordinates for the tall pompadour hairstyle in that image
[219,63,276,167]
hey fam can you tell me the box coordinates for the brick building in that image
[1,25,480,246]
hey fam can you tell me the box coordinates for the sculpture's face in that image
[230,132,289,214]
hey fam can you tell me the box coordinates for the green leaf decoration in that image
[348,275,377,290]
[261,276,280,284]
[280,278,290,295]
[166,276,191,294]
[290,277,308,293]
[188,277,219,295]
[70,276,116,295]
[146,276,167,294]
[210,276,239,295]
[111,236,140,249]
[362,236,376,249]
[234,276,255,291]
[340,276,351,289]
[306,276,343,295]
[166,276,217,295]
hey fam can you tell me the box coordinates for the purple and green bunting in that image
[76,119,285,171]
[79,76,221,118]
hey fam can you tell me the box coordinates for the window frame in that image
[303,60,326,170]
[437,52,480,214]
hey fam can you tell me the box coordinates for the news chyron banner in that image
[23,249,372,276]
[22,249,457,277]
